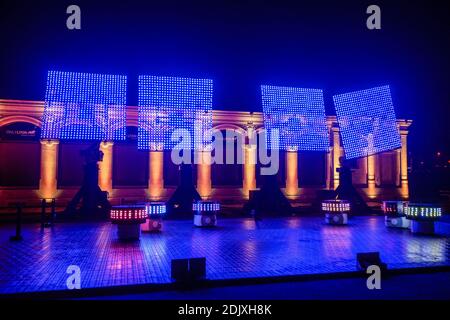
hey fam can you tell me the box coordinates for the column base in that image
[400,181,409,199]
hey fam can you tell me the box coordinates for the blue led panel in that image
[261,85,329,151]
[41,71,127,141]
[333,85,401,159]
[138,76,213,150]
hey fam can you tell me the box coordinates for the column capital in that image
[245,119,255,129]
[40,139,59,147]
[242,144,257,151]
[100,141,114,148]
[286,146,298,152]
[149,142,164,151]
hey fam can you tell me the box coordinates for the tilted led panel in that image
[333,85,401,159]
[138,76,213,150]
[41,71,127,141]
[261,85,329,151]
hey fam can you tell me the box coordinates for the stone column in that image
[395,149,401,187]
[325,148,332,189]
[367,154,377,199]
[242,145,257,198]
[400,131,409,199]
[285,149,299,196]
[98,141,114,194]
[331,127,341,188]
[148,150,164,200]
[39,139,59,199]
[197,150,212,198]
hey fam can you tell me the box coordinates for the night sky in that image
[0,0,448,160]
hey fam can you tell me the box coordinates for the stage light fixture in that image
[193,200,220,227]
[145,202,167,216]
[110,205,147,223]
[321,199,350,225]
[404,203,442,221]
[110,205,147,240]
[138,75,213,150]
[261,85,329,151]
[382,201,407,217]
[41,70,127,141]
[404,203,442,235]
[382,200,410,229]
[142,202,166,232]
[333,85,401,159]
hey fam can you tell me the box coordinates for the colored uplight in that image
[110,205,147,223]
[321,200,351,213]
[138,75,213,151]
[41,71,127,141]
[261,85,329,151]
[193,200,221,213]
[404,203,442,221]
[382,201,407,216]
[145,202,167,216]
[332,85,401,159]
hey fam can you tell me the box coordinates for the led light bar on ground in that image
[261,85,329,151]
[138,76,213,151]
[333,85,401,159]
[193,201,220,213]
[404,203,442,221]
[321,200,351,213]
[110,205,147,224]
[41,71,127,141]
[382,201,407,217]
[145,202,167,216]
[193,200,219,227]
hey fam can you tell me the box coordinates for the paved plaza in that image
[0,216,449,294]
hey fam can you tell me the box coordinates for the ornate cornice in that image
[0,99,412,133]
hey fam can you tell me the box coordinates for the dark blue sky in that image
[1,0,448,158]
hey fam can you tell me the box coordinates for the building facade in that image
[0,99,412,209]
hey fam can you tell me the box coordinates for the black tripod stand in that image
[166,164,201,218]
[65,142,111,219]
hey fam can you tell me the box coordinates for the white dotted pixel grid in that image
[138,76,213,151]
[332,85,401,160]
[41,71,127,141]
[261,85,329,151]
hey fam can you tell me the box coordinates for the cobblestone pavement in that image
[0,216,449,294]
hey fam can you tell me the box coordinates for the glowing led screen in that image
[333,85,401,159]
[41,71,127,141]
[138,76,213,150]
[261,85,329,151]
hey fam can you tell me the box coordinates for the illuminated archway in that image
[0,115,42,128]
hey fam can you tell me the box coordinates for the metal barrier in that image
[9,202,25,241]
[40,198,56,228]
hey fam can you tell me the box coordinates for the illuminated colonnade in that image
[0,100,412,202]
